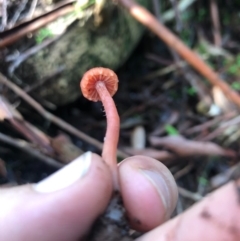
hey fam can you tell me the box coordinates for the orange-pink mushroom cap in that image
[80,67,119,102]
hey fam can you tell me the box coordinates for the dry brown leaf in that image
[51,134,83,163]
[149,135,236,157]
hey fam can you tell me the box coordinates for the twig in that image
[174,163,193,180]
[26,0,39,20]
[145,53,173,65]
[0,132,62,168]
[0,5,74,48]
[152,0,161,21]
[210,0,221,47]
[142,58,188,80]
[0,72,128,159]
[8,35,61,74]
[7,0,29,29]
[185,112,236,135]
[178,186,203,201]
[198,113,240,142]
[169,0,182,32]
[161,0,197,22]
[198,125,228,142]
[211,162,240,189]
[220,114,240,128]
[142,55,208,80]
[118,0,240,109]
[1,0,8,31]
[0,95,54,154]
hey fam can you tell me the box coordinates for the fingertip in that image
[0,153,113,241]
[119,155,178,231]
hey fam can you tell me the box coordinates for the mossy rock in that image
[16,0,150,105]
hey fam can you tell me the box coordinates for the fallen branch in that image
[0,72,128,159]
[118,0,240,109]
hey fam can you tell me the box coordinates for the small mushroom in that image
[80,67,120,190]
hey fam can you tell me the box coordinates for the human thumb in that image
[0,152,113,241]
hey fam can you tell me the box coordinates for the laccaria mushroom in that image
[80,67,120,190]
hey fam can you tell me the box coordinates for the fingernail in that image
[141,169,172,217]
[34,152,92,193]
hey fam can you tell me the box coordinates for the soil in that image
[87,192,134,241]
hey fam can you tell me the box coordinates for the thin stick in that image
[178,186,203,201]
[152,0,161,21]
[169,0,182,32]
[0,72,128,159]
[7,0,29,29]
[1,0,8,31]
[210,0,221,47]
[118,0,240,109]
[0,132,62,168]
[174,163,193,180]
[27,0,39,19]
[0,5,74,48]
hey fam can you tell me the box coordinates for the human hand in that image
[0,153,178,241]
[136,172,240,241]
[2,152,238,241]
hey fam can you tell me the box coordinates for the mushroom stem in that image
[80,67,120,190]
[96,81,120,190]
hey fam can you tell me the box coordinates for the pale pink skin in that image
[1,154,239,240]
[136,179,240,241]
[95,81,120,190]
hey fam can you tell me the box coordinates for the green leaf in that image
[228,65,238,74]
[199,176,208,186]
[186,87,197,96]
[35,28,53,44]
[231,81,240,90]
[164,124,179,136]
